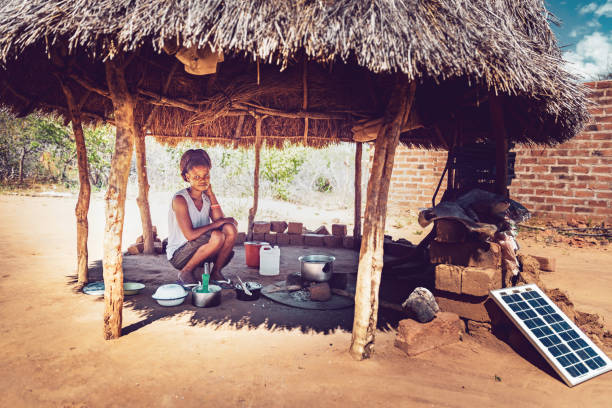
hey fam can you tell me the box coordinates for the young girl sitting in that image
[166,149,237,287]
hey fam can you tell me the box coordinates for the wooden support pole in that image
[303,60,309,145]
[247,115,263,239]
[489,92,509,197]
[135,128,154,254]
[103,57,136,340]
[350,77,415,360]
[58,79,91,286]
[353,142,362,246]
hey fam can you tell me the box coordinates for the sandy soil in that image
[1,193,611,407]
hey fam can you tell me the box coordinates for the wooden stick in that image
[247,115,263,238]
[303,60,309,145]
[135,127,154,254]
[353,142,362,246]
[58,78,91,287]
[489,92,509,197]
[350,77,415,361]
[103,57,137,340]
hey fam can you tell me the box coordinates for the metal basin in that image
[191,284,222,308]
[298,255,335,282]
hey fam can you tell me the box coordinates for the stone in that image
[434,291,491,322]
[154,241,164,255]
[304,234,325,246]
[343,236,355,249]
[253,221,271,234]
[402,287,440,323]
[434,264,462,294]
[516,254,542,286]
[528,254,556,272]
[276,232,291,245]
[252,232,266,241]
[308,282,332,301]
[286,273,304,288]
[235,232,246,245]
[331,224,347,237]
[289,234,304,246]
[270,221,288,233]
[264,233,277,245]
[323,235,342,248]
[429,240,501,268]
[461,267,501,297]
[435,219,468,243]
[287,222,303,234]
[394,312,463,357]
[329,273,348,290]
[127,244,141,255]
[314,225,330,235]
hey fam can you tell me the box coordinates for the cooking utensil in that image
[191,284,221,307]
[298,255,335,282]
[235,281,262,301]
[124,282,145,295]
[152,284,188,307]
[237,275,252,296]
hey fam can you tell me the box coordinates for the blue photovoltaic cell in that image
[491,285,612,386]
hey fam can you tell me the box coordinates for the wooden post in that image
[58,79,91,286]
[135,128,154,254]
[248,115,263,238]
[489,92,509,197]
[350,77,415,360]
[103,57,136,340]
[303,60,309,145]
[353,142,362,247]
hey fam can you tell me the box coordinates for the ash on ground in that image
[290,290,311,302]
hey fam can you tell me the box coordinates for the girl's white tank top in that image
[166,188,211,260]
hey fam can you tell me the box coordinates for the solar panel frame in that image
[490,284,612,387]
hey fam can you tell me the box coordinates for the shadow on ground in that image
[69,245,433,336]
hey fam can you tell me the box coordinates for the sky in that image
[546,0,612,80]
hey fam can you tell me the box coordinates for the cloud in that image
[595,1,612,17]
[579,2,598,14]
[563,31,612,80]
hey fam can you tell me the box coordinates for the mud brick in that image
[304,234,325,246]
[343,235,355,249]
[331,224,348,237]
[434,291,491,322]
[429,241,501,268]
[529,255,556,272]
[276,232,291,245]
[314,225,330,235]
[154,241,164,255]
[435,220,468,243]
[287,222,303,234]
[395,312,463,357]
[235,232,246,245]
[270,221,288,233]
[435,264,462,294]
[253,221,271,234]
[289,234,305,245]
[264,233,277,245]
[461,267,501,297]
[323,235,343,248]
[127,243,142,255]
[252,232,266,241]
[308,282,332,301]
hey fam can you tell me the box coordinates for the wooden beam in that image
[135,127,154,254]
[103,57,137,340]
[353,142,362,246]
[350,77,415,360]
[489,92,509,197]
[58,78,91,287]
[303,60,309,145]
[247,115,264,239]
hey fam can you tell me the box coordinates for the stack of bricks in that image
[431,220,503,324]
[246,221,356,249]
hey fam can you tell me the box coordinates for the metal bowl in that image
[152,284,188,307]
[298,255,335,282]
[191,285,222,308]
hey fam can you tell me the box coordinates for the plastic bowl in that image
[152,284,188,307]
[124,282,145,295]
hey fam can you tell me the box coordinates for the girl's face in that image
[186,165,210,191]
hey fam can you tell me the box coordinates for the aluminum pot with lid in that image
[298,254,335,282]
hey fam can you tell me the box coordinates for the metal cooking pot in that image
[298,255,335,282]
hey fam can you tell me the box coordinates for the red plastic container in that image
[244,241,268,268]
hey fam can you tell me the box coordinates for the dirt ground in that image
[1,193,611,407]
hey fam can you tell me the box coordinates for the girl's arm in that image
[206,187,238,227]
[172,195,226,240]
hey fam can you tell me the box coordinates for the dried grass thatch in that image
[0,0,590,148]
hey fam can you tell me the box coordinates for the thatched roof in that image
[0,0,590,148]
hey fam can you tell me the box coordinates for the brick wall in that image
[385,80,612,221]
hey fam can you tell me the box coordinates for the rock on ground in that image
[402,287,440,323]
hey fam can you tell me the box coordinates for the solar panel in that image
[490,284,612,387]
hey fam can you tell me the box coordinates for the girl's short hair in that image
[180,149,212,181]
